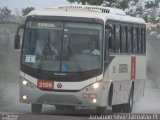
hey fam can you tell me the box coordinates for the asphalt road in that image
[0,79,160,120]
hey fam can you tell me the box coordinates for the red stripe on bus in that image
[131,56,136,80]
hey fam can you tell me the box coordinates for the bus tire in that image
[112,105,122,113]
[122,85,134,113]
[31,104,42,113]
[108,84,113,106]
[96,107,106,114]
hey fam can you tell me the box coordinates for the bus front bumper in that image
[19,79,106,107]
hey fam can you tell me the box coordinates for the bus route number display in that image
[28,21,63,29]
[38,23,57,28]
[37,80,54,90]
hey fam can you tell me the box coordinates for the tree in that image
[145,0,159,9]
[67,0,160,23]
[22,7,35,16]
[1,7,11,16]
[143,0,159,23]
[0,7,11,21]
[66,0,138,15]
[66,0,135,11]
[116,0,130,10]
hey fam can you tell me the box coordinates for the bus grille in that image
[36,94,82,105]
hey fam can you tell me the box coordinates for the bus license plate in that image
[37,80,54,90]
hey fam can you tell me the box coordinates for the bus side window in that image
[127,27,133,53]
[125,26,128,53]
[115,25,120,53]
[137,28,141,54]
[133,27,137,53]
[121,26,127,53]
[144,28,146,54]
[141,28,146,54]
[107,24,114,53]
[141,28,143,53]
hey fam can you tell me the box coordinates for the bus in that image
[14,5,146,113]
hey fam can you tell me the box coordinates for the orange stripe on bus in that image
[131,56,136,80]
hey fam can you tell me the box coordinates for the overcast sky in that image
[0,0,73,11]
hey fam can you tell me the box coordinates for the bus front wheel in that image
[31,104,42,113]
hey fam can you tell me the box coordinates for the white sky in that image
[0,0,72,11]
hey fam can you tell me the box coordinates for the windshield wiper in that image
[68,46,82,75]
[37,32,51,73]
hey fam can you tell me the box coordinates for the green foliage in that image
[144,0,160,23]
[145,0,159,9]
[22,7,35,16]
[66,0,133,10]
[66,0,160,23]
[116,0,129,10]
[0,7,11,16]
[87,0,104,5]
[0,7,11,21]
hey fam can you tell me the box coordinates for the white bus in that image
[14,5,146,113]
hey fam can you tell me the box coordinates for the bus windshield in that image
[22,21,103,73]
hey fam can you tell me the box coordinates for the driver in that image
[83,39,100,55]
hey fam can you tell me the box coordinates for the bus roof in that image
[28,5,145,24]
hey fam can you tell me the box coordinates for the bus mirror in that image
[14,34,20,49]
[14,24,24,49]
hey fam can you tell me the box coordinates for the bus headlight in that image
[92,82,99,89]
[86,81,101,91]
[21,78,35,88]
[22,80,28,85]
[22,95,27,100]
[92,98,97,103]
